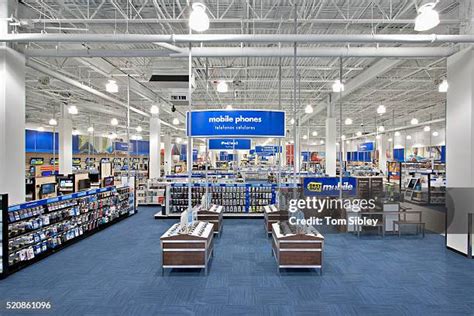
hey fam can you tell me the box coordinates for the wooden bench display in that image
[160,221,214,275]
[263,205,288,236]
[197,204,223,236]
[271,221,324,274]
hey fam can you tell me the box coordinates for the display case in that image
[263,204,288,235]
[160,221,214,275]
[2,186,134,277]
[196,204,223,236]
[0,194,7,278]
[271,221,324,274]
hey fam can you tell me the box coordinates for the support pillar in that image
[377,136,388,175]
[0,47,25,205]
[163,134,172,175]
[58,104,73,175]
[149,116,161,179]
[325,97,337,176]
[446,47,474,257]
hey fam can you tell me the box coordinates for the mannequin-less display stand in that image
[197,204,223,237]
[271,221,324,274]
[160,221,214,275]
[263,204,288,236]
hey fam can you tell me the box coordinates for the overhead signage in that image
[186,110,286,138]
[209,139,251,150]
[114,142,129,152]
[303,177,357,197]
[358,142,374,152]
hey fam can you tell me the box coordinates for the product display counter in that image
[197,204,223,236]
[263,205,288,236]
[271,221,324,274]
[160,221,214,275]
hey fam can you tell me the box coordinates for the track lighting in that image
[189,3,209,32]
[111,118,119,126]
[414,2,440,32]
[304,104,313,114]
[105,80,118,93]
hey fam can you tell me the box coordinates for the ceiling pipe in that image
[3,33,474,44]
[25,46,457,58]
[26,60,181,130]
[347,118,445,140]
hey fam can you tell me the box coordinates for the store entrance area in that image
[0,207,472,315]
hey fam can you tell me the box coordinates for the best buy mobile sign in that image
[186,110,286,138]
[303,177,357,197]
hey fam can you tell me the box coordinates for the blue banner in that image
[187,110,286,137]
[209,139,251,150]
[303,177,357,197]
[114,142,129,152]
[255,145,282,155]
[358,142,374,152]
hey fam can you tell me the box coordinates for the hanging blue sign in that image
[209,139,251,150]
[358,142,374,152]
[255,146,282,155]
[114,142,129,152]
[187,110,286,138]
[303,177,357,197]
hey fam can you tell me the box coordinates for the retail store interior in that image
[0,0,474,315]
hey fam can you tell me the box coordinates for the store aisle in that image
[0,208,473,316]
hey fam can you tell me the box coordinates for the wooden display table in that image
[263,205,289,236]
[271,221,324,274]
[197,204,223,236]
[160,221,214,275]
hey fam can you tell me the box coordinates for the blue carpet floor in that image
[0,207,473,316]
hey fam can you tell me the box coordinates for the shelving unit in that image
[0,194,7,278]
[2,186,135,277]
[137,180,166,206]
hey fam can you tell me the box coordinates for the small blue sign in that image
[303,177,357,197]
[358,142,374,152]
[187,110,286,138]
[114,142,129,152]
[209,139,251,150]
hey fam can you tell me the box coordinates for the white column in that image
[377,136,388,175]
[325,98,337,176]
[186,140,193,173]
[281,142,287,167]
[0,47,26,205]
[295,128,301,172]
[149,116,161,179]
[446,47,474,256]
[163,134,172,175]
[58,104,73,175]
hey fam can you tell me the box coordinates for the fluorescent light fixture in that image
[356,131,362,137]
[189,3,209,32]
[225,104,233,110]
[37,126,45,132]
[411,118,419,125]
[304,104,313,114]
[150,105,159,114]
[105,80,118,93]
[424,126,431,132]
[332,79,344,93]
[406,135,412,140]
[377,105,386,115]
[49,118,57,126]
[414,2,440,32]
[378,126,385,132]
[432,131,439,137]
[312,131,318,137]
[111,118,119,126]
[303,135,308,140]
[438,79,449,93]
[87,126,94,133]
[68,105,78,115]
[394,131,401,137]
[344,118,353,125]
[320,140,325,145]
[216,80,228,93]
[388,138,393,142]
[172,118,180,125]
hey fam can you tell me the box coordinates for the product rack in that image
[1,186,135,277]
[167,183,276,214]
